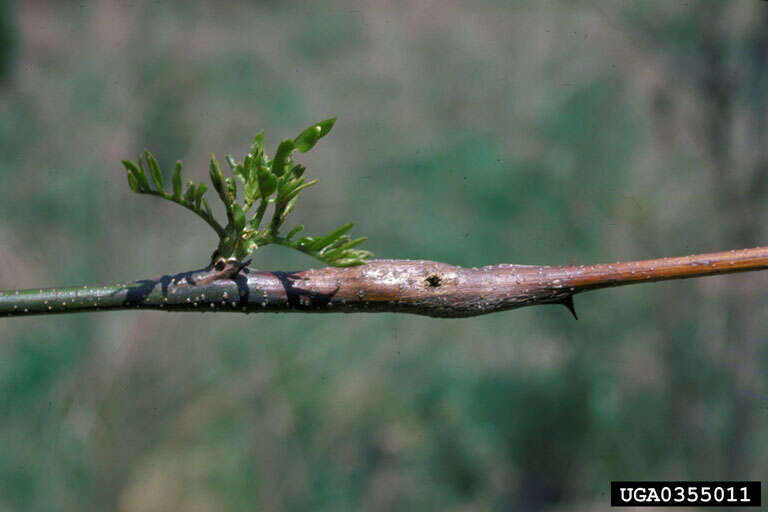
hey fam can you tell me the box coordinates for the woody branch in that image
[2,246,767,319]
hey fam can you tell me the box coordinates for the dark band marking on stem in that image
[2,246,768,318]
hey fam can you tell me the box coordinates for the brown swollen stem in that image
[1,247,768,318]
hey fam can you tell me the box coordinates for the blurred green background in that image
[1,1,768,510]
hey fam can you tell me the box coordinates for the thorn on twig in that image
[561,295,578,320]
[236,259,252,275]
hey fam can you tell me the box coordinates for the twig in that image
[2,246,767,319]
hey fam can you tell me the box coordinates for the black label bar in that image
[611,481,761,507]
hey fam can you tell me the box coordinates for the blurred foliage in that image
[0,0,13,84]
[1,1,768,510]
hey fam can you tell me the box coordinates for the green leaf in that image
[202,198,213,218]
[280,196,298,221]
[323,237,367,259]
[122,160,144,192]
[294,118,336,152]
[226,177,237,200]
[277,174,301,199]
[285,179,318,202]
[309,223,353,251]
[257,166,277,198]
[195,183,208,208]
[334,253,372,267]
[250,131,264,154]
[124,159,150,191]
[145,151,164,191]
[244,179,260,206]
[285,225,304,240]
[227,155,247,183]
[127,171,140,193]
[218,235,235,258]
[172,161,182,200]
[122,159,140,176]
[271,139,295,177]
[243,153,254,182]
[232,203,246,233]
[296,236,315,248]
[183,181,196,204]
[209,154,228,202]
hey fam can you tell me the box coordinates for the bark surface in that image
[2,247,767,318]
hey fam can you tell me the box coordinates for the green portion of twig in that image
[122,119,372,266]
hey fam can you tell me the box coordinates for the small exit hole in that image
[426,275,442,287]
